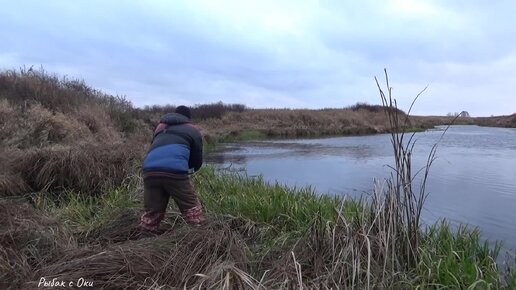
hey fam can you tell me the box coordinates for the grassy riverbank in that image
[1,68,515,288]
[1,166,513,289]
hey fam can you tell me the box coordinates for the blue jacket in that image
[143,113,203,177]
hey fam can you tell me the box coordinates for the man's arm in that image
[188,129,203,173]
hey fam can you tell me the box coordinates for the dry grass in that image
[261,206,409,289]
[0,68,148,141]
[9,143,145,195]
[0,149,30,196]
[0,97,123,150]
[1,195,263,289]
[0,173,30,197]
[474,113,516,128]
[197,106,421,142]
[413,113,516,128]
[0,199,76,290]
[1,101,95,148]
[23,215,254,290]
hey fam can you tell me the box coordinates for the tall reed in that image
[371,69,466,275]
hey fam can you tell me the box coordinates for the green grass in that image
[405,127,427,133]
[194,167,515,288]
[239,129,267,140]
[194,167,353,232]
[28,166,516,288]
[219,129,268,143]
[31,186,140,231]
[417,222,504,289]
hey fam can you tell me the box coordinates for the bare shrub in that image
[140,102,247,121]
[141,104,177,115]
[348,102,406,115]
[192,102,247,120]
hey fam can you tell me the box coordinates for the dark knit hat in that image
[175,105,191,119]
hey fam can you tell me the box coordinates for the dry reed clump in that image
[0,149,30,196]
[78,209,264,251]
[11,143,145,194]
[30,219,253,289]
[0,98,14,123]
[261,209,399,289]
[0,68,146,138]
[0,200,75,290]
[0,68,129,118]
[0,101,95,148]
[1,99,126,149]
[0,99,23,147]
[25,104,91,146]
[75,208,160,246]
[74,103,123,143]
[0,68,93,112]
[0,173,30,197]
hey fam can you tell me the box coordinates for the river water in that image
[206,125,516,251]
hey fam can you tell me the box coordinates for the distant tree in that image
[447,111,470,117]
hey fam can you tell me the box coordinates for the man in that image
[140,105,204,232]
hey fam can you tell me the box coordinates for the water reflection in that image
[205,151,248,165]
[208,140,383,162]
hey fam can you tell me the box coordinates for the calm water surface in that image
[207,125,516,250]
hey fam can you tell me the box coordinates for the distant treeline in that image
[142,102,246,120]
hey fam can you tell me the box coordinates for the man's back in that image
[143,112,203,176]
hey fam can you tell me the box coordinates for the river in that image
[206,125,516,251]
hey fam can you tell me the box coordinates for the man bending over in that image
[140,105,204,232]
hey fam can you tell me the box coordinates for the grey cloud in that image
[1,0,515,115]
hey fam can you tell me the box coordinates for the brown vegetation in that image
[9,144,144,195]
[412,113,516,129]
[197,106,419,142]
[0,198,259,289]
[29,217,252,289]
[0,200,75,289]
[475,113,516,128]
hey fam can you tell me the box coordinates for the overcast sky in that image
[1,0,515,116]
